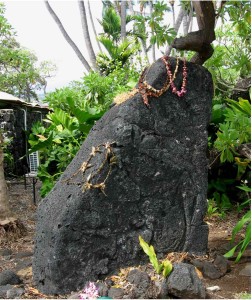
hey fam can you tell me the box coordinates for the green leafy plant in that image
[214,98,251,163]
[208,97,250,213]
[208,178,234,211]
[206,199,222,218]
[28,104,97,197]
[224,185,251,262]
[139,236,173,277]
[206,16,250,265]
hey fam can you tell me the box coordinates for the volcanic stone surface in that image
[33,57,213,294]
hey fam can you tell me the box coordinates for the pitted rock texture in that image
[33,57,213,294]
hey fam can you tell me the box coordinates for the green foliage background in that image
[0,3,56,100]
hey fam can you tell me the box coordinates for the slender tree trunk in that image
[149,1,155,62]
[139,38,150,64]
[44,1,92,72]
[120,0,127,40]
[188,2,193,33]
[0,132,12,221]
[0,132,26,239]
[183,12,189,35]
[87,0,102,53]
[78,1,98,70]
[127,0,134,15]
[170,2,175,27]
[165,7,184,56]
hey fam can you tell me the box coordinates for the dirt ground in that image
[0,178,251,299]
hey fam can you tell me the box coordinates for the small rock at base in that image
[14,251,33,259]
[126,269,150,288]
[96,282,109,297]
[0,270,23,285]
[239,263,251,277]
[6,287,25,299]
[0,284,13,298]
[108,287,124,299]
[207,286,221,292]
[68,292,80,299]
[214,255,231,275]
[155,278,170,299]
[202,261,222,279]
[167,263,206,299]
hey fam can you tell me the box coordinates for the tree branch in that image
[171,1,216,65]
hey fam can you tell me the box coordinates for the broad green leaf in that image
[56,124,63,132]
[139,236,162,274]
[211,104,225,124]
[231,211,251,242]
[235,224,251,262]
[162,260,173,277]
[236,186,251,193]
[224,243,240,258]
[226,98,251,116]
[28,132,53,154]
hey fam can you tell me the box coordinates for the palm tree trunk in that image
[149,1,156,62]
[44,1,92,73]
[139,38,150,64]
[183,12,189,35]
[165,7,184,56]
[0,132,12,221]
[127,0,134,15]
[87,0,102,53]
[78,1,98,70]
[0,131,27,241]
[188,2,193,33]
[120,0,127,40]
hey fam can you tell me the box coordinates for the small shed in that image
[0,91,50,176]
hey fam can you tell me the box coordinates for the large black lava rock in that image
[33,57,213,294]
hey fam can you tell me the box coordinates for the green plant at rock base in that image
[139,236,172,277]
[235,292,251,299]
[206,199,223,219]
[224,185,251,263]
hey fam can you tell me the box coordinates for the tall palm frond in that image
[97,36,139,74]
[98,6,121,41]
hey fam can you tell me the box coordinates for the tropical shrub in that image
[204,4,251,261]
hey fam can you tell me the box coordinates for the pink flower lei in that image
[162,56,188,98]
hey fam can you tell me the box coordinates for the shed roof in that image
[0,91,50,110]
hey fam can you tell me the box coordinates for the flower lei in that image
[138,56,188,107]
[79,282,99,300]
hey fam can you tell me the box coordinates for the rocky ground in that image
[0,178,251,299]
